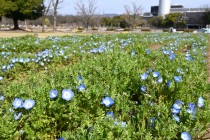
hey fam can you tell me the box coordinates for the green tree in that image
[163,13,186,28]
[100,17,112,27]
[148,16,164,28]
[4,0,44,30]
[112,15,129,28]
[0,0,13,21]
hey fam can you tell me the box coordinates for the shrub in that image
[141,27,151,32]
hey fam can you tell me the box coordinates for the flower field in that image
[0,33,210,139]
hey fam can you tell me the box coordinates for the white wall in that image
[158,0,171,17]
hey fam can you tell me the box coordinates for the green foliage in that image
[164,13,186,28]
[183,29,194,33]
[2,0,44,29]
[101,17,112,27]
[43,18,51,26]
[112,15,129,28]
[149,13,186,28]
[106,27,116,31]
[148,16,164,28]
[0,0,13,17]
[0,33,209,139]
[5,0,44,19]
[141,27,151,32]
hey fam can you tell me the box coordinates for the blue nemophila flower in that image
[171,107,181,114]
[0,76,3,80]
[147,68,153,73]
[77,75,83,80]
[169,53,176,60]
[58,138,65,140]
[177,68,184,74]
[106,111,114,119]
[166,80,172,88]
[152,71,160,78]
[78,84,86,92]
[174,76,182,83]
[2,65,7,71]
[9,108,13,113]
[22,99,35,110]
[77,75,83,84]
[172,114,180,122]
[19,130,24,135]
[186,53,190,57]
[173,100,184,110]
[148,101,154,106]
[88,126,94,132]
[114,121,127,128]
[149,117,155,128]
[0,95,4,100]
[187,103,196,114]
[198,96,204,108]
[40,62,45,66]
[181,132,191,140]
[146,48,151,54]
[12,98,23,109]
[140,72,148,80]
[49,89,58,99]
[114,121,119,125]
[186,56,193,61]
[62,89,74,101]
[14,112,22,120]
[140,85,147,92]
[131,51,136,56]
[121,122,126,128]
[101,97,114,107]
[156,76,163,83]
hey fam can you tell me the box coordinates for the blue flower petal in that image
[174,76,182,83]
[153,72,160,78]
[78,84,86,92]
[12,98,23,109]
[140,85,147,92]
[14,112,22,120]
[198,96,204,108]
[181,132,191,140]
[140,72,148,80]
[101,97,114,107]
[22,99,35,110]
[50,89,58,99]
[62,89,74,101]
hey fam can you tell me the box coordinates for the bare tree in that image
[42,0,52,32]
[124,2,143,29]
[51,0,63,31]
[75,0,97,29]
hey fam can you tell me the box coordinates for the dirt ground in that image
[0,29,129,38]
[0,30,82,38]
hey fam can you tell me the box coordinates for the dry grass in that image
[0,30,79,38]
[0,30,129,38]
[149,43,162,51]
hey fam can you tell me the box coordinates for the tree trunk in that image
[13,17,20,30]
[53,9,57,31]
[42,17,46,32]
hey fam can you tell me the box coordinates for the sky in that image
[52,0,210,15]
